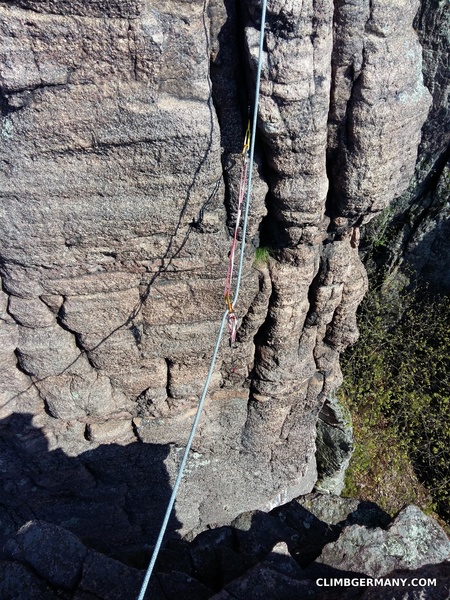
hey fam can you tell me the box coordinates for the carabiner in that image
[225,293,234,314]
[242,120,251,157]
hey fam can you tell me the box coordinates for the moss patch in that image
[253,246,272,266]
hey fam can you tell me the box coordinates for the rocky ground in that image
[1,493,449,599]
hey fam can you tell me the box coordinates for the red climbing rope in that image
[224,120,251,346]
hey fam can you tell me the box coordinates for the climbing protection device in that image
[136,1,268,598]
[224,120,251,347]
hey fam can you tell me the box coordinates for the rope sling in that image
[224,120,251,346]
[136,2,268,597]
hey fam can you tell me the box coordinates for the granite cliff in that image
[0,0,448,595]
[361,0,449,293]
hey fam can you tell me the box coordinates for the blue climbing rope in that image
[137,1,267,597]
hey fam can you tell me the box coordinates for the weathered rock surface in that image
[2,495,449,599]
[328,0,431,223]
[0,0,441,568]
[361,0,449,293]
[1,520,146,599]
[317,504,450,577]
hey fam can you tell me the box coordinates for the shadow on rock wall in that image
[0,412,181,567]
[1,444,449,600]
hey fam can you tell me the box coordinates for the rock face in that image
[315,395,353,495]
[317,504,450,577]
[361,0,450,292]
[0,0,437,560]
[1,520,145,600]
[2,495,449,599]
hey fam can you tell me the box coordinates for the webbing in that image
[136,1,267,597]
[224,135,249,344]
[224,136,249,301]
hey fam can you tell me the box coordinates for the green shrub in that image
[340,283,450,523]
[254,246,272,266]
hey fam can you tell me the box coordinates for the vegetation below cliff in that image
[339,273,450,528]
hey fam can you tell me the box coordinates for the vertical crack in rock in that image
[208,0,269,382]
[328,0,431,224]
[239,0,431,500]
[367,0,450,291]
[318,0,431,487]
[240,0,334,497]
